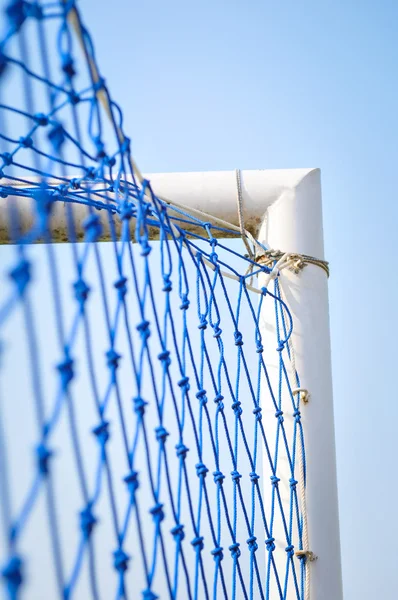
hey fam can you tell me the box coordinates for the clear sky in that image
[80,1,398,597]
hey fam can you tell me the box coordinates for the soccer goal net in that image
[0,2,342,600]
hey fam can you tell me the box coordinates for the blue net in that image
[0,2,309,599]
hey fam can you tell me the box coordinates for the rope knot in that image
[196,389,207,405]
[253,406,262,421]
[74,279,90,305]
[140,241,152,257]
[211,546,224,562]
[276,342,285,352]
[179,294,190,310]
[234,331,243,346]
[213,470,225,486]
[178,376,190,392]
[289,478,298,488]
[106,348,121,370]
[293,409,301,422]
[36,443,53,475]
[83,213,103,242]
[250,472,260,483]
[158,350,171,367]
[19,135,33,148]
[48,122,65,152]
[198,317,207,330]
[9,259,31,295]
[270,475,280,487]
[275,409,284,423]
[256,343,264,353]
[6,0,26,31]
[137,320,150,340]
[80,506,97,539]
[92,421,110,446]
[265,537,275,552]
[114,276,128,299]
[57,355,74,389]
[113,548,130,573]
[120,201,134,221]
[196,462,208,478]
[142,590,158,600]
[171,524,185,542]
[61,53,75,78]
[231,470,242,483]
[1,555,23,592]
[162,276,172,292]
[231,401,242,417]
[175,443,189,459]
[229,543,241,560]
[191,536,204,551]
[210,324,221,339]
[155,426,169,443]
[285,544,295,558]
[150,503,164,524]
[133,396,147,416]
[247,536,258,552]
[33,112,49,126]
[124,470,139,496]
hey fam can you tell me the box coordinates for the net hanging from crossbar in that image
[0,2,310,599]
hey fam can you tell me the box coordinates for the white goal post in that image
[0,167,343,599]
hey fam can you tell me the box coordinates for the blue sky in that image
[80,1,398,597]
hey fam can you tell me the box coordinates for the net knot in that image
[234,331,243,346]
[256,343,264,353]
[213,470,225,485]
[113,548,130,573]
[228,542,241,560]
[250,472,260,483]
[289,478,298,488]
[211,546,224,562]
[265,537,275,552]
[19,135,33,148]
[162,276,172,292]
[25,2,43,19]
[142,590,158,600]
[170,524,185,542]
[196,462,208,478]
[137,320,150,341]
[0,52,7,78]
[231,470,242,483]
[48,122,65,153]
[231,400,242,417]
[120,201,134,221]
[179,294,190,310]
[1,152,13,166]
[158,350,171,367]
[9,259,31,295]
[191,536,204,551]
[178,376,190,391]
[276,341,285,352]
[198,317,207,330]
[83,213,103,242]
[33,112,49,126]
[36,443,53,475]
[253,406,262,421]
[80,506,97,539]
[155,426,169,443]
[6,0,27,31]
[1,555,23,593]
[196,389,207,405]
[124,470,139,495]
[57,355,74,388]
[106,348,121,370]
[93,76,106,92]
[175,443,189,459]
[214,393,224,408]
[140,240,152,257]
[85,166,97,180]
[74,279,90,305]
[285,544,295,558]
[114,276,128,299]
[213,325,222,338]
[92,421,110,446]
[293,409,301,422]
[69,90,80,105]
[270,475,280,487]
[275,409,284,423]
[93,135,105,159]
[133,396,148,416]
[247,536,258,552]
[150,503,164,524]
[61,53,75,78]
